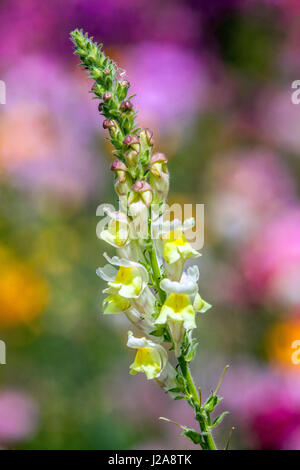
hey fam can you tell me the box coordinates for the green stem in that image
[148,208,166,305]
[178,356,217,450]
[150,245,165,304]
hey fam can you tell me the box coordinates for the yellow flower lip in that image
[103,293,131,315]
[162,229,199,266]
[115,266,133,283]
[130,346,162,379]
[97,254,148,299]
[166,293,191,313]
[110,266,143,296]
[127,332,168,380]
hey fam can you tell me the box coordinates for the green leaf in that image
[184,341,199,362]
[182,428,203,445]
[203,393,223,413]
[211,411,229,428]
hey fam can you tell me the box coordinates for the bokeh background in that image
[1,0,300,450]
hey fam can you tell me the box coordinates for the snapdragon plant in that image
[70,29,231,450]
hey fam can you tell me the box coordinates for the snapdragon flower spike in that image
[72,29,228,450]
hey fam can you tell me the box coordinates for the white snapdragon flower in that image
[127,332,176,391]
[99,205,142,261]
[97,253,148,299]
[156,218,200,281]
[155,268,211,356]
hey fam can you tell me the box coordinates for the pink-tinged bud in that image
[149,153,169,203]
[104,68,110,75]
[103,119,116,129]
[123,135,139,147]
[120,80,130,88]
[110,160,127,173]
[120,100,133,111]
[103,91,113,101]
[116,68,127,80]
[132,181,153,207]
[132,181,152,193]
[111,160,131,196]
[150,153,168,166]
[123,135,140,168]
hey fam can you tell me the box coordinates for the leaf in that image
[168,387,183,393]
[204,393,223,413]
[185,341,199,362]
[182,428,203,445]
[211,411,229,428]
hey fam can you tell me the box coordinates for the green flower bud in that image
[139,128,154,166]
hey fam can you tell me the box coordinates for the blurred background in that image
[1,0,300,450]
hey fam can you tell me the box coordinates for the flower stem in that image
[178,355,217,450]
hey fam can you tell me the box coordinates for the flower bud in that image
[123,135,139,148]
[103,119,116,129]
[116,68,127,80]
[120,80,130,88]
[149,153,169,203]
[140,128,153,147]
[131,181,153,207]
[123,135,140,168]
[120,100,133,111]
[103,91,113,101]
[139,128,154,166]
[111,160,132,196]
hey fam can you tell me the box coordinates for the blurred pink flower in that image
[257,88,300,154]
[209,150,295,243]
[0,389,39,444]
[0,0,60,63]
[0,56,105,203]
[0,0,200,64]
[240,207,300,306]
[73,0,199,47]
[223,363,300,449]
[125,42,211,133]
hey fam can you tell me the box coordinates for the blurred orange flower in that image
[266,317,300,371]
[0,248,48,328]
